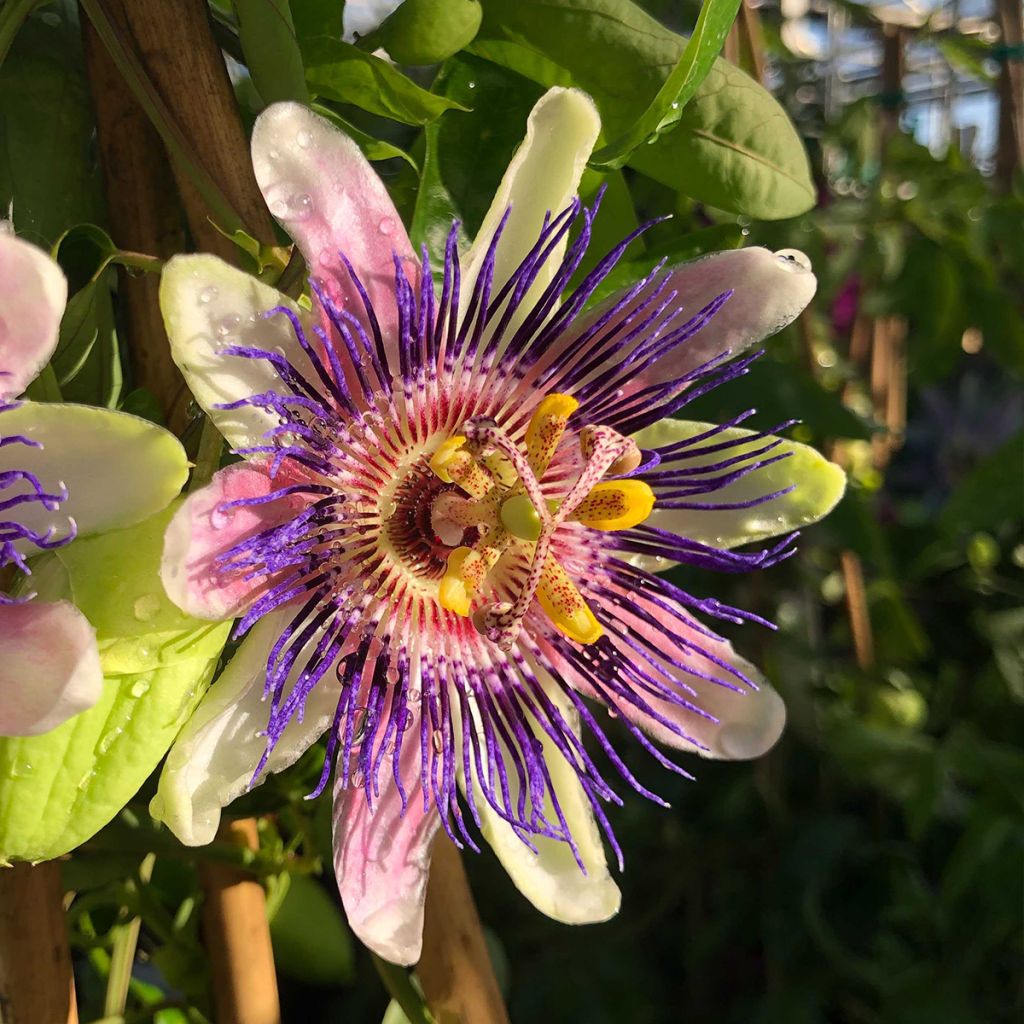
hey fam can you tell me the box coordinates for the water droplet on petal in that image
[130,677,152,698]
[199,286,218,304]
[774,248,812,272]
[289,193,313,219]
[133,594,161,621]
[268,148,280,160]
[269,197,288,217]
[210,504,234,530]
[216,314,241,338]
[318,248,333,267]
[296,129,312,149]
[378,217,394,236]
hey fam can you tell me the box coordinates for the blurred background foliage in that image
[0,0,1021,1021]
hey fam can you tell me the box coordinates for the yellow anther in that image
[500,493,542,542]
[429,435,468,483]
[526,393,579,476]
[571,480,656,531]
[536,555,602,645]
[439,544,501,616]
[429,435,495,499]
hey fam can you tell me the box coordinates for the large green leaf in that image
[302,36,470,125]
[235,0,309,104]
[590,0,742,168]
[0,3,106,245]
[0,505,231,862]
[477,0,815,218]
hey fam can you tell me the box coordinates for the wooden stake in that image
[418,839,510,1024]
[200,819,281,1024]
[0,862,78,1024]
[840,551,875,671]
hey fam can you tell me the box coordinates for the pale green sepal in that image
[632,419,847,556]
[0,505,231,862]
[0,402,188,548]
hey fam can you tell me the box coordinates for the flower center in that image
[426,393,655,650]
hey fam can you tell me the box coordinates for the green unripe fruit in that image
[378,0,482,66]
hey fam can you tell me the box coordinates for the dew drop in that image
[77,769,97,790]
[378,217,394,236]
[8,758,33,779]
[199,286,217,305]
[269,197,288,217]
[96,728,122,755]
[130,677,152,698]
[318,248,333,267]
[467,81,476,89]
[133,594,161,621]
[671,100,680,110]
[289,192,313,219]
[268,148,280,160]
[296,129,312,149]
[216,314,241,338]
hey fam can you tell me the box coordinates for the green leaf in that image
[590,0,742,168]
[410,55,543,260]
[0,3,106,245]
[0,504,231,862]
[269,873,355,986]
[477,0,815,218]
[939,431,1024,538]
[311,102,420,170]
[51,267,122,408]
[302,36,470,125]
[234,0,309,104]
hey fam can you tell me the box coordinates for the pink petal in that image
[0,235,67,398]
[250,103,416,375]
[161,461,307,620]
[0,600,102,736]
[535,589,786,761]
[332,734,441,965]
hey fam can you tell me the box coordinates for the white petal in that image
[458,673,620,924]
[0,600,102,736]
[0,235,67,398]
[150,607,340,845]
[0,403,188,552]
[461,88,601,335]
[159,254,317,453]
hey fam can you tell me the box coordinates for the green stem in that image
[0,0,36,66]
[78,0,248,237]
[372,954,436,1024]
[190,415,225,491]
[103,854,155,1017]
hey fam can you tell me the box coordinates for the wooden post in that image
[83,0,276,261]
[0,862,78,1024]
[81,17,190,431]
[200,819,281,1024]
[840,551,875,672]
[418,839,510,1024]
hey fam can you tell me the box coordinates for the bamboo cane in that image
[418,838,510,1024]
[0,861,78,1024]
